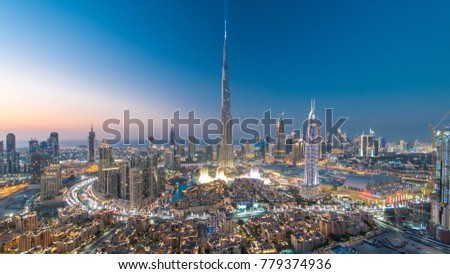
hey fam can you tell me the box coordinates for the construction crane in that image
[429,110,450,187]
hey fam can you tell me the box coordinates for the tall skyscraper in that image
[40,164,62,202]
[146,154,160,200]
[0,140,3,156]
[164,149,174,168]
[257,137,266,162]
[88,125,96,163]
[431,125,450,243]
[129,167,144,209]
[47,132,59,164]
[218,20,234,170]
[97,166,120,198]
[120,161,131,200]
[29,138,51,184]
[99,141,113,169]
[359,130,378,158]
[96,141,119,198]
[6,133,15,154]
[29,139,39,154]
[30,153,50,185]
[169,127,177,163]
[300,100,320,198]
[187,135,196,162]
[292,139,303,166]
[6,133,19,173]
[275,113,286,163]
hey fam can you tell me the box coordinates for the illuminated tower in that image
[99,141,113,168]
[88,125,96,163]
[359,129,376,158]
[431,125,450,243]
[218,20,234,170]
[129,167,144,209]
[169,126,177,164]
[300,100,320,198]
[40,164,62,202]
[275,113,286,163]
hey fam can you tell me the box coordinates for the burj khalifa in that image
[218,20,234,170]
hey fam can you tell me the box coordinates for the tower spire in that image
[223,20,228,74]
[219,15,233,170]
[308,99,315,120]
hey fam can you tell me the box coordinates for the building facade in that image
[300,100,320,198]
[40,165,62,202]
[431,125,450,243]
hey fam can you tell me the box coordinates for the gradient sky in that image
[1,0,449,144]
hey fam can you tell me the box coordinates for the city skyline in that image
[1,1,450,142]
[1,1,450,257]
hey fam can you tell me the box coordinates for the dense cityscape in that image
[1,17,449,255]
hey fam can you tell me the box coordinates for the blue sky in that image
[0,0,449,142]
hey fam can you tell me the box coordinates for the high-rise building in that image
[6,133,19,174]
[188,135,196,161]
[300,100,319,198]
[359,130,378,158]
[317,125,324,160]
[176,144,184,158]
[169,126,177,163]
[218,20,234,170]
[120,161,131,200]
[6,133,15,154]
[286,135,294,155]
[40,165,62,202]
[30,153,51,185]
[257,138,267,162]
[129,167,144,209]
[0,140,3,174]
[39,141,48,151]
[29,139,39,154]
[332,128,343,150]
[164,149,174,168]
[145,154,160,200]
[99,141,114,169]
[47,132,59,164]
[88,125,96,163]
[274,114,286,163]
[96,141,119,198]
[399,139,408,153]
[29,138,53,184]
[97,167,120,198]
[431,125,450,243]
[205,145,214,161]
[292,140,303,166]
[373,139,379,156]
